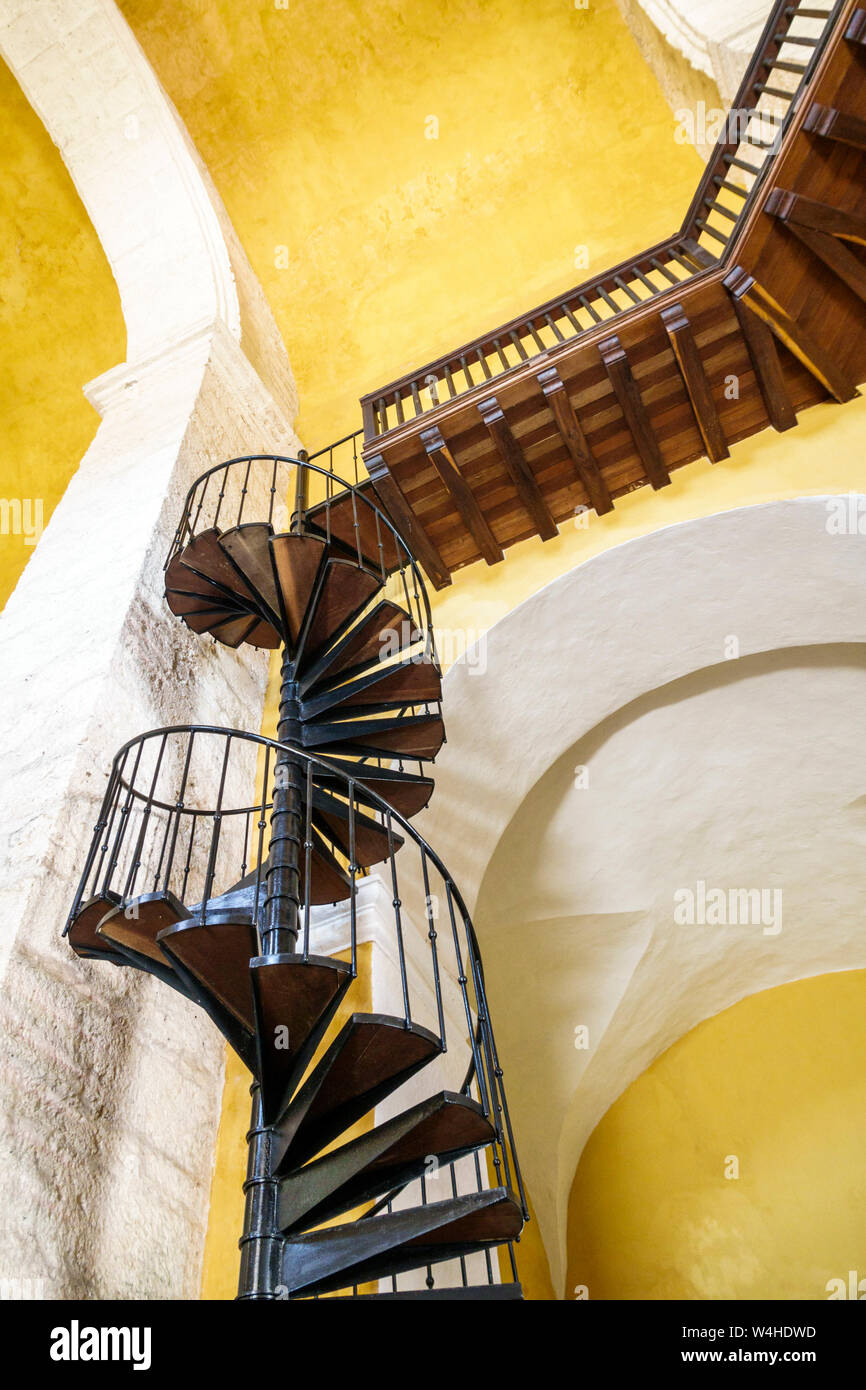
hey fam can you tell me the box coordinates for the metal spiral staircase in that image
[63,455,526,1299]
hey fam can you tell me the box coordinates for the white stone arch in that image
[416,497,866,1294]
[0,0,300,1296]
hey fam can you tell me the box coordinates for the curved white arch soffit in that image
[0,0,296,421]
[0,1,301,1297]
[416,497,866,1294]
[634,0,772,104]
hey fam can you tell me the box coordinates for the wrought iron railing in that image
[65,725,526,1295]
[166,452,436,671]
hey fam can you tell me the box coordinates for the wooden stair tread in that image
[299,560,383,667]
[273,1013,441,1171]
[313,758,435,819]
[299,600,420,695]
[269,533,327,645]
[218,523,282,623]
[301,655,441,721]
[251,953,354,1119]
[157,918,259,1029]
[280,1188,522,1296]
[97,891,188,966]
[311,785,403,868]
[174,529,264,610]
[277,1092,495,1233]
[303,713,445,761]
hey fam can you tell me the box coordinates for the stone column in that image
[0,0,299,1297]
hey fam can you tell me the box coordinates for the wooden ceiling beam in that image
[803,101,866,151]
[661,302,730,463]
[764,187,866,305]
[765,188,866,245]
[723,266,857,404]
[420,426,504,566]
[365,454,452,590]
[597,335,671,490]
[536,366,613,515]
[478,396,557,540]
[728,295,797,432]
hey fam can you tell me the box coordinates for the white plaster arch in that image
[634,0,774,105]
[415,497,866,1295]
[0,0,300,1296]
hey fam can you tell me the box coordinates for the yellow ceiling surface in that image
[119,0,703,446]
[0,59,125,611]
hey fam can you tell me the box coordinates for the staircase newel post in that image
[238,521,308,1295]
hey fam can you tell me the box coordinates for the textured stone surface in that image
[0,0,300,1298]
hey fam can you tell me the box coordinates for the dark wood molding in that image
[597,335,671,489]
[680,237,718,269]
[661,303,729,462]
[845,8,866,47]
[728,293,796,432]
[477,397,557,540]
[723,265,857,404]
[786,220,866,305]
[536,367,613,515]
[765,188,866,245]
[419,427,504,566]
[803,101,866,151]
[365,454,452,589]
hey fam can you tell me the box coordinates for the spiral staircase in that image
[63,455,526,1299]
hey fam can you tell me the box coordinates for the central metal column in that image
[238,463,309,1300]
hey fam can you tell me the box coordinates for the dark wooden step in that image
[164,552,246,609]
[312,758,434,819]
[298,600,420,696]
[66,892,125,965]
[173,529,265,612]
[157,917,259,1029]
[311,785,403,868]
[271,1013,441,1173]
[304,490,403,573]
[97,890,189,967]
[269,533,328,646]
[302,713,445,761]
[277,1092,495,1233]
[301,655,441,722]
[218,523,282,625]
[250,954,354,1120]
[243,617,282,650]
[298,560,383,669]
[164,588,244,619]
[148,916,258,1072]
[280,1188,523,1296]
[301,826,353,904]
[209,614,260,649]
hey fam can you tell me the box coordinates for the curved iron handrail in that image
[165,452,439,670]
[64,723,528,1223]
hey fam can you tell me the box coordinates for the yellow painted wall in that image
[119,0,703,447]
[0,59,125,611]
[567,971,866,1301]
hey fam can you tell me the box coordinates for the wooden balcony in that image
[339,0,866,589]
